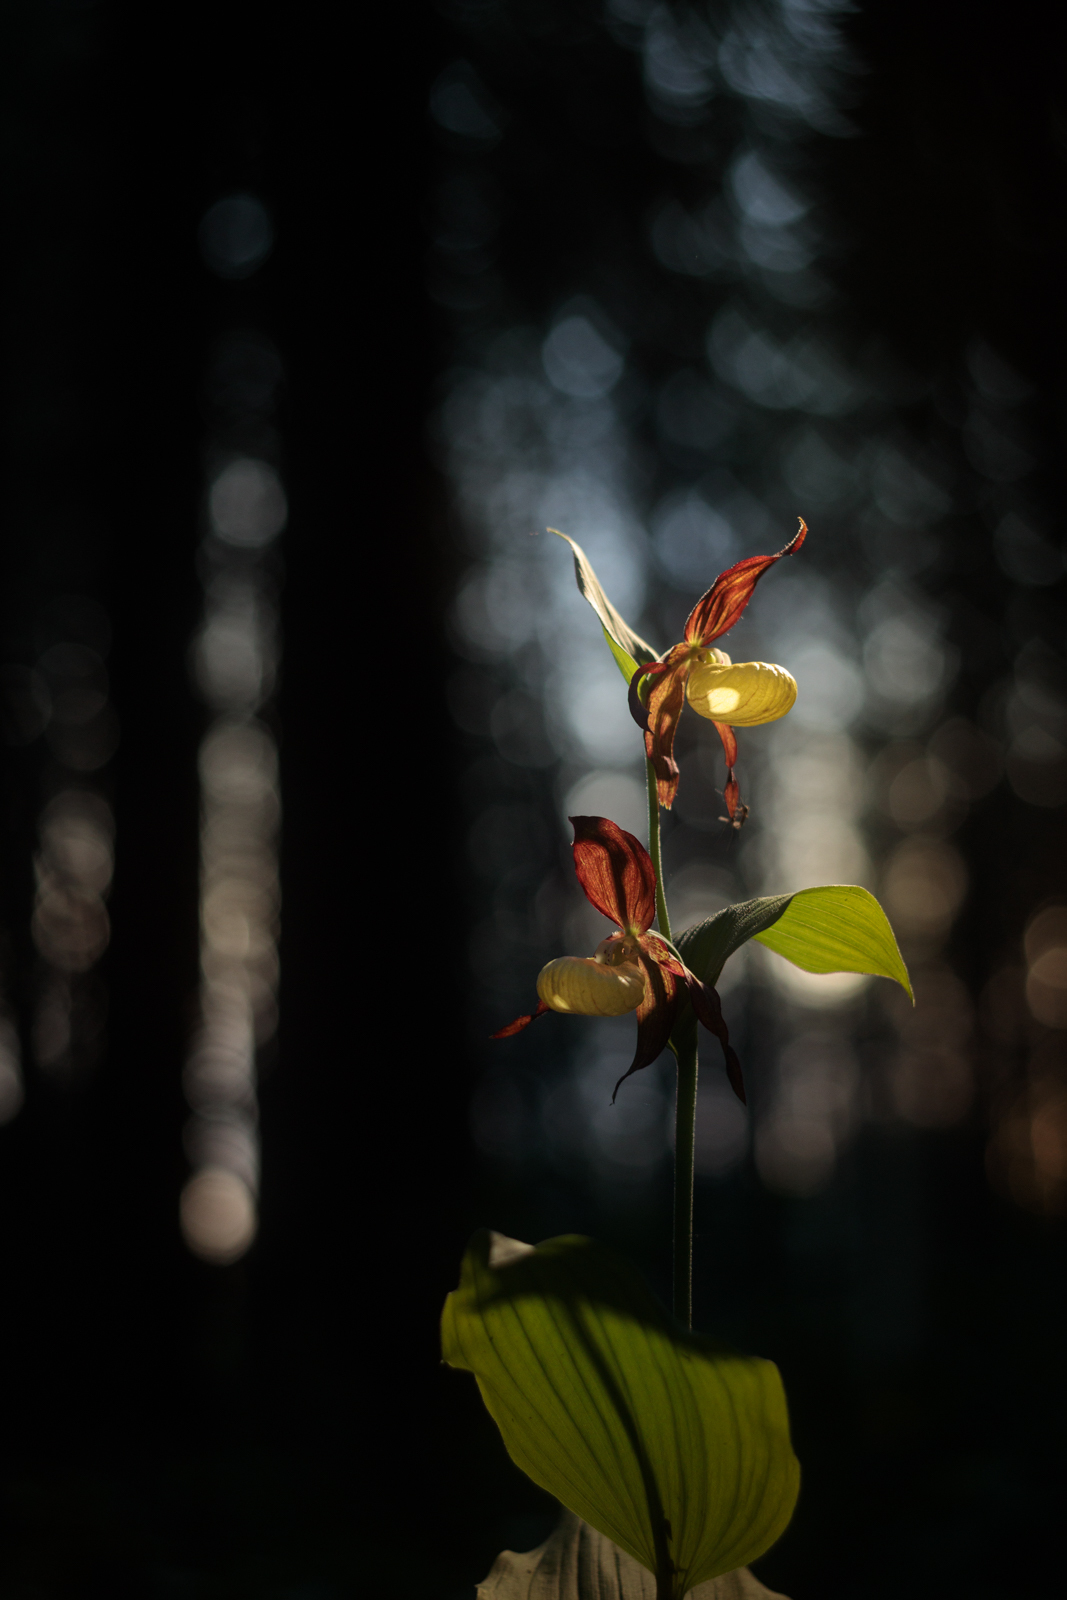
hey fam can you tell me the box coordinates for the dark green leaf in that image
[442,1232,800,1599]
[675,898,793,992]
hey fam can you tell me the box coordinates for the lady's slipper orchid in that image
[548,521,805,822]
[629,520,807,817]
[493,815,745,1102]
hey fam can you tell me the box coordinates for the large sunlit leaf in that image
[477,1509,791,1600]
[754,885,912,998]
[549,528,660,684]
[675,886,912,1004]
[442,1232,800,1599]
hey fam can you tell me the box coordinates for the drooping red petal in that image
[612,952,680,1101]
[640,645,690,811]
[570,815,657,935]
[682,519,807,647]
[611,936,747,1103]
[491,1000,550,1040]
[679,968,746,1104]
[711,721,741,821]
[713,721,738,769]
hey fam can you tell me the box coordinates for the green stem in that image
[645,757,694,1330]
[645,757,672,942]
[672,1031,698,1330]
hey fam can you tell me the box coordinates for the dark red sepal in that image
[491,1000,550,1040]
[570,815,657,935]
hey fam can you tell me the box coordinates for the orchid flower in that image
[493,815,744,1102]
[552,520,806,820]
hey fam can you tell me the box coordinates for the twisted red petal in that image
[570,815,656,935]
[606,937,746,1103]
[640,645,690,811]
[491,1000,550,1040]
[683,519,807,647]
[612,951,680,1101]
[713,721,738,769]
[711,721,742,820]
[680,968,746,1104]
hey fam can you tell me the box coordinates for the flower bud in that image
[536,955,645,1017]
[686,659,797,727]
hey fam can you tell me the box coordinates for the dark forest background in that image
[0,2,1064,1596]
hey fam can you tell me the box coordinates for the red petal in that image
[642,645,690,811]
[682,519,807,647]
[713,721,738,769]
[610,943,746,1104]
[682,970,746,1104]
[491,1000,550,1039]
[570,816,657,935]
[709,721,742,822]
[612,953,681,1100]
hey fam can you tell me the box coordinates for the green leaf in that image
[675,887,912,1000]
[754,885,912,999]
[602,625,641,687]
[549,528,660,684]
[442,1231,800,1599]
[477,1509,792,1600]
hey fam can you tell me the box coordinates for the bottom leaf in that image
[478,1510,791,1600]
[443,1232,799,1597]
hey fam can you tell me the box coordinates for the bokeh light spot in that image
[881,838,967,942]
[179,1168,257,1264]
[209,459,288,549]
[198,194,273,280]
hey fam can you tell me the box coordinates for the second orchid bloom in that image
[495,816,744,1103]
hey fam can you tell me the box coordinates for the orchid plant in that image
[442,526,912,1600]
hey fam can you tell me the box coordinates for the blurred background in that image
[0,1,1064,1595]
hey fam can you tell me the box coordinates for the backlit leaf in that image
[754,885,912,999]
[675,886,911,999]
[477,1509,792,1600]
[549,529,660,683]
[442,1231,800,1599]
[603,626,641,687]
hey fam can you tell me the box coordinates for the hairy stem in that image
[645,757,693,1330]
[672,1031,698,1329]
[646,757,672,942]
